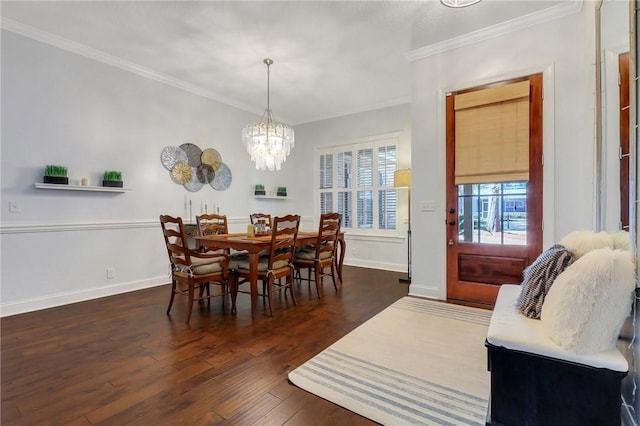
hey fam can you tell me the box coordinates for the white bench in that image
[485,284,628,425]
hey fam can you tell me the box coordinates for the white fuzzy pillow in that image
[540,248,635,354]
[558,230,613,258]
[611,230,630,251]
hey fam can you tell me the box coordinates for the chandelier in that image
[242,58,295,171]
[440,0,481,7]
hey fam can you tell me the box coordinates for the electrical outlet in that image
[8,200,20,213]
[106,268,115,279]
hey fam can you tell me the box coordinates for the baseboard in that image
[344,258,405,272]
[0,276,169,317]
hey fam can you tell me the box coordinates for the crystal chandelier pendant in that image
[242,59,295,171]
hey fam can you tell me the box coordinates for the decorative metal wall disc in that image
[179,143,203,167]
[201,148,223,171]
[210,163,232,191]
[171,161,192,184]
[196,164,215,184]
[161,146,188,171]
[184,167,204,192]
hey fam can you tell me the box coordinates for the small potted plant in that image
[277,186,287,196]
[103,170,123,188]
[254,184,265,196]
[43,165,69,185]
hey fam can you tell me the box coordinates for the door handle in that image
[449,208,456,214]
[448,220,456,226]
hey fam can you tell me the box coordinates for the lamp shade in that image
[394,169,411,188]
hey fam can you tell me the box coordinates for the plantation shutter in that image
[357,148,373,228]
[454,80,530,185]
[319,154,333,214]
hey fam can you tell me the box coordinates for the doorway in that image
[445,74,544,307]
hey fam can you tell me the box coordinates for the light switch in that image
[9,200,20,213]
[421,201,436,212]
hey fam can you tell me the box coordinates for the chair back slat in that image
[196,214,229,236]
[160,215,192,268]
[315,212,342,259]
[250,213,272,227]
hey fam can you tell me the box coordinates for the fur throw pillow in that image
[517,244,576,319]
[540,248,635,354]
[611,230,630,251]
[558,230,613,258]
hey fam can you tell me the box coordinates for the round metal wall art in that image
[171,162,192,184]
[161,143,231,192]
[201,148,222,171]
[211,163,232,191]
[161,145,188,171]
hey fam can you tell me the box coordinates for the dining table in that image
[195,231,346,317]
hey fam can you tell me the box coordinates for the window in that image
[457,182,527,245]
[316,134,398,233]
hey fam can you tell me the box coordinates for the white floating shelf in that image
[253,195,290,200]
[35,183,132,193]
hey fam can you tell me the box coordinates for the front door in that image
[446,74,544,307]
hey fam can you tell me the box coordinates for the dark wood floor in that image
[1,266,409,425]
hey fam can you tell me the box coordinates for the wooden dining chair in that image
[196,213,228,236]
[231,214,300,316]
[250,213,272,227]
[160,215,231,323]
[196,213,228,252]
[294,212,342,298]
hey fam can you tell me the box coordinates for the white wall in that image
[408,5,596,299]
[0,31,302,315]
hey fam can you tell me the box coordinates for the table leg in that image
[336,235,346,284]
[248,252,259,317]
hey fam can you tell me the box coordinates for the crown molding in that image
[1,17,263,117]
[406,0,583,62]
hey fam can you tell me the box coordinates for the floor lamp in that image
[394,169,411,283]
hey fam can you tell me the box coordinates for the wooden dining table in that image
[195,231,345,317]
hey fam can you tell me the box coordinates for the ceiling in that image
[1,1,575,125]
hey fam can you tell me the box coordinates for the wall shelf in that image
[253,195,289,200]
[35,183,131,193]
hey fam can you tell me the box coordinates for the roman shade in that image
[454,80,530,185]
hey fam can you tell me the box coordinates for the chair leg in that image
[230,271,238,315]
[314,264,322,299]
[186,282,195,324]
[330,261,339,292]
[266,277,275,317]
[167,279,177,315]
[288,272,297,306]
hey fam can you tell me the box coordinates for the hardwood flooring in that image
[1,266,409,425]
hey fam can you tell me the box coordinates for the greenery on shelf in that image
[103,170,123,181]
[44,165,68,177]
[255,184,265,191]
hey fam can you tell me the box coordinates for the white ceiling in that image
[1,0,576,124]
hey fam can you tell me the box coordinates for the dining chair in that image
[160,215,231,323]
[231,214,300,316]
[294,212,342,298]
[197,213,249,266]
[250,213,272,228]
[196,213,228,236]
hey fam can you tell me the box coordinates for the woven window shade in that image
[454,80,530,185]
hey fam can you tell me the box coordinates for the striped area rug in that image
[288,297,492,425]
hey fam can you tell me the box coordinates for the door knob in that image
[448,220,456,226]
[449,208,456,214]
